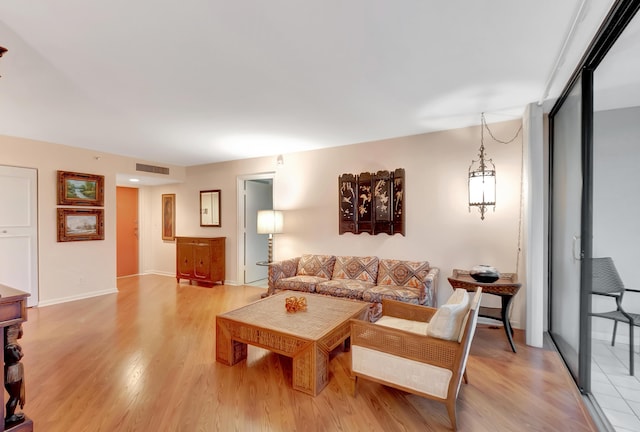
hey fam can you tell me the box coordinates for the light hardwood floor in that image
[18,274,597,431]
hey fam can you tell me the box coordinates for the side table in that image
[448,269,521,353]
[0,284,33,431]
[257,261,274,298]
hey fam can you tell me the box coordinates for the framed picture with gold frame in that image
[162,194,176,241]
[57,171,104,206]
[57,208,104,242]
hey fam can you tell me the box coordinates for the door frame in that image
[0,165,39,306]
[236,172,275,284]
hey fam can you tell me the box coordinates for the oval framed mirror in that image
[200,189,221,227]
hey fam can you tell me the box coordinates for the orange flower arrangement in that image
[285,296,308,313]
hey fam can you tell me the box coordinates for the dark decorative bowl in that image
[470,265,500,283]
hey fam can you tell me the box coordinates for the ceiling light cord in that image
[481,113,524,274]
[481,113,522,145]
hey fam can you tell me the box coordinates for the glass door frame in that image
[548,0,640,394]
[548,69,594,392]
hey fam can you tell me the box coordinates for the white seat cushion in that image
[375,315,429,335]
[352,346,452,399]
[426,288,470,341]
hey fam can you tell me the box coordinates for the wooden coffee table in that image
[216,291,369,396]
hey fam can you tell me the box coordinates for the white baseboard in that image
[143,270,174,277]
[143,271,240,286]
[36,288,118,308]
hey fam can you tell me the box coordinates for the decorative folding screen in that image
[339,168,405,236]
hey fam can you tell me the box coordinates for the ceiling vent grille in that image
[136,163,170,175]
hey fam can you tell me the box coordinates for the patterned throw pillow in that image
[377,259,430,288]
[296,254,336,279]
[332,256,379,283]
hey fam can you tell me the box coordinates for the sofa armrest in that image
[423,267,439,307]
[267,257,301,294]
[381,299,437,322]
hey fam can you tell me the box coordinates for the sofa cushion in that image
[362,285,421,304]
[426,289,470,341]
[375,315,429,335]
[297,254,336,279]
[275,275,327,293]
[316,279,374,300]
[377,259,430,289]
[332,256,379,283]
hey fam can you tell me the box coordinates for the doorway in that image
[236,173,275,286]
[116,187,139,277]
[0,165,38,306]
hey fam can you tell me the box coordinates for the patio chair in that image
[591,257,640,375]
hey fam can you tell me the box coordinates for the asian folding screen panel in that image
[339,168,405,236]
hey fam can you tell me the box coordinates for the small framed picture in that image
[57,171,104,206]
[162,194,176,241]
[57,208,105,242]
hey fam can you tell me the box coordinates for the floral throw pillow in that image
[296,254,336,279]
[332,256,379,283]
[377,259,430,288]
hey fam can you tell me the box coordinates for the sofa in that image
[267,254,439,321]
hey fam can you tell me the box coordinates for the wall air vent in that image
[136,163,170,175]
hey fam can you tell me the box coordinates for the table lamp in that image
[257,210,283,263]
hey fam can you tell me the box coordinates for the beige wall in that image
[143,119,526,328]
[0,134,185,305]
[2,120,526,328]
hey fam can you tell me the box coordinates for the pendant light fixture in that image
[468,114,496,220]
[468,113,522,220]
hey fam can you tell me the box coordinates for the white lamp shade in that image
[468,170,496,205]
[257,210,283,234]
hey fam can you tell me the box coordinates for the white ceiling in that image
[0,1,618,167]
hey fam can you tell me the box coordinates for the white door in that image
[244,179,273,283]
[0,165,38,306]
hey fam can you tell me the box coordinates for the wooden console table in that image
[0,284,32,431]
[448,269,521,353]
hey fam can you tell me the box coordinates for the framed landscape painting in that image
[57,171,104,206]
[57,208,104,242]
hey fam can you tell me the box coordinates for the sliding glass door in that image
[549,74,593,390]
[549,2,640,424]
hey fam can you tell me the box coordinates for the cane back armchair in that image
[350,288,482,430]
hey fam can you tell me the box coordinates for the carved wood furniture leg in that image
[501,295,517,353]
[0,287,33,432]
